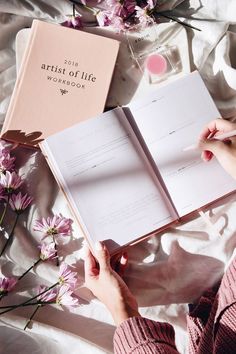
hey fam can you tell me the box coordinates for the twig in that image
[24,304,41,330]
[0,282,59,315]
[0,214,19,257]
[52,235,59,267]
[0,195,10,227]
[18,258,41,281]
[157,12,201,31]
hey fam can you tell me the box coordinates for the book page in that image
[42,108,177,251]
[127,72,236,217]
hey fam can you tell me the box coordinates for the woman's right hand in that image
[198,118,236,180]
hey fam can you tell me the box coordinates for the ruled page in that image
[128,72,236,217]
[41,107,177,252]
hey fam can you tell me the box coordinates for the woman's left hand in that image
[84,241,140,326]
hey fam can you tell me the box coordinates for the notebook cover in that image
[1,20,119,146]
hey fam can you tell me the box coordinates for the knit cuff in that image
[114,316,178,354]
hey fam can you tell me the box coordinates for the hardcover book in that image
[40,72,236,253]
[1,20,119,146]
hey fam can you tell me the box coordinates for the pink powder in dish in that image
[145,54,167,75]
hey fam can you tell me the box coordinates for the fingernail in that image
[95,241,103,251]
[120,255,127,265]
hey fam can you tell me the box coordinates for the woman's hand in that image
[84,241,140,326]
[198,118,236,180]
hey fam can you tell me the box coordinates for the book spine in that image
[122,107,179,220]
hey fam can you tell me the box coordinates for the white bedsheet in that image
[0,1,236,353]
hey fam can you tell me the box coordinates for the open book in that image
[40,71,236,253]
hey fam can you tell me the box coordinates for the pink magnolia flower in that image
[106,0,120,7]
[56,284,79,308]
[111,15,127,31]
[112,2,126,17]
[0,171,23,193]
[0,152,15,174]
[39,242,56,261]
[34,215,73,240]
[37,285,57,302]
[125,0,136,13]
[105,0,135,19]
[0,141,9,155]
[0,277,17,295]
[62,15,83,29]
[9,192,33,213]
[147,0,157,10]
[135,5,154,28]
[96,10,112,26]
[0,141,14,157]
[59,262,78,289]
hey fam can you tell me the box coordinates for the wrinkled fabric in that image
[0,1,236,354]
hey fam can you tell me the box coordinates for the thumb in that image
[198,139,227,157]
[94,241,111,271]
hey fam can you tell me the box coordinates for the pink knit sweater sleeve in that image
[187,256,236,353]
[113,317,179,354]
[113,257,236,353]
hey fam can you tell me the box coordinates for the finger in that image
[120,253,128,267]
[84,244,99,277]
[199,119,236,140]
[94,241,111,271]
[198,139,228,158]
[199,126,217,141]
[201,150,213,162]
[199,119,221,140]
[112,252,129,275]
[118,253,128,276]
[110,251,128,267]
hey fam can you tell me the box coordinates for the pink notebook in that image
[1,20,119,146]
